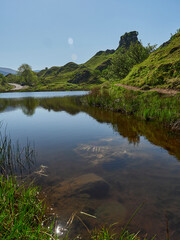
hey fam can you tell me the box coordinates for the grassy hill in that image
[0,73,13,91]
[83,49,115,70]
[34,49,115,90]
[121,32,180,90]
[33,32,139,91]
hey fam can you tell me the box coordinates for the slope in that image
[121,32,180,90]
[0,67,17,76]
[35,31,138,90]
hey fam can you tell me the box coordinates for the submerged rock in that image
[52,173,109,199]
[95,201,127,223]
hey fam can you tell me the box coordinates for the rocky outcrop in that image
[117,31,139,49]
[95,59,112,72]
[68,70,91,84]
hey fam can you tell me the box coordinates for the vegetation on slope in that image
[33,49,117,90]
[111,42,156,81]
[83,83,180,130]
[3,30,180,92]
[121,32,180,90]
[84,49,115,70]
[0,73,12,91]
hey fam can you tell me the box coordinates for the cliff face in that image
[118,31,139,49]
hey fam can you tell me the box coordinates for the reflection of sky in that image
[0,108,119,159]
[0,91,88,99]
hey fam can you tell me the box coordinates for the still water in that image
[0,91,180,239]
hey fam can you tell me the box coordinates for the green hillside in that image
[35,65,103,91]
[5,31,180,92]
[33,31,139,90]
[83,49,115,70]
[0,73,12,91]
[121,32,180,90]
[35,49,116,90]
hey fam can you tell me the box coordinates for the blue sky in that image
[0,0,179,70]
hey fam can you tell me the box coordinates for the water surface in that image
[0,91,180,239]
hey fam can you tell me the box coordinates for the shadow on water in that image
[1,94,180,239]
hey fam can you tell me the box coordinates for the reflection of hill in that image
[0,96,83,116]
[40,97,82,115]
[85,108,180,161]
[0,96,180,161]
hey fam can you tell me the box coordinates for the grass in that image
[0,129,53,239]
[121,33,180,90]
[0,175,55,240]
[84,50,114,70]
[83,84,180,130]
[0,128,35,176]
[0,129,56,239]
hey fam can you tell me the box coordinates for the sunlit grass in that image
[0,175,55,240]
[84,84,180,129]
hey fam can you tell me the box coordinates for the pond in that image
[0,91,180,239]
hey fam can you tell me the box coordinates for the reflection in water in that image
[0,96,179,160]
[0,93,180,239]
[74,141,140,166]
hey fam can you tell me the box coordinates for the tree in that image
[111,42,156,80]
[0,73,7,86]
[111,48,134,79]
[128,42,156,65]
[18,64,37,86]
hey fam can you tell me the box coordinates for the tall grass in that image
[0,128,35,177]
[0,175,55,240]
[84,85,180,129]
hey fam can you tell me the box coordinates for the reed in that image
[0,128,35,177]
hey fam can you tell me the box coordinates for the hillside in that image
[0,73,12,91]
[36,51,115,90]
[121,32,180,90]
[34,31,139,90]
[5,31,180,92]
[0,67,17,76]
[36,62,103,90]
[83,49,115,70]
